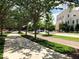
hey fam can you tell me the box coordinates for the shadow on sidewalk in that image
[4,34,71,59]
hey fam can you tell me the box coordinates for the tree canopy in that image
[0,0,79,36]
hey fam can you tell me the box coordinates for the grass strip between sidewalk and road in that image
[22,35,75,54]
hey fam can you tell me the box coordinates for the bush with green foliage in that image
[75,23,79,32]
[59,21,75,32]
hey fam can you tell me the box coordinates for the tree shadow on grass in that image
[0,36,5,59]
[0,35,7,37]
[42,34,53,37]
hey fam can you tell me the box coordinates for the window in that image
[68,14,69,17]
[73,15,76,16]
[67,21,69,24]
[72,20,74,24]
[76,19,78,24]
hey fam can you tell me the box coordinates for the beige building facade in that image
[55,7,79,31]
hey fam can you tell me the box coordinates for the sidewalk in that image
[27,32,79,49]
[54,33,79,38]
[3,31,70,59]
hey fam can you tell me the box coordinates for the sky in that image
[50,4,68,25]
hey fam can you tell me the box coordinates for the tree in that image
[69,20,74,32]
[75,20,79,32]
[59,21,70,32]
[5,18,18,31]
[65,21,70,32]
[45,12,53,35]
[59,23,65,32]
[11,7,23,33]
[70,25,74,32]
[37,20,45,31]
[27,0,47,39]
[12,0,33,35]
[28,22,34,31]
[21,9,31,35]
[0,0,14,36]
[13,0,65,39]
[28,0,60,39]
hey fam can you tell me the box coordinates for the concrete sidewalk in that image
[53,33,79,38]
[3,32,70,59]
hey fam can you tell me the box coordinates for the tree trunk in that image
[0,21,3,36]
[47,30,49,36]
[34,21,37,39]
[18,26,21,33]
[18,30,21,33]
[18,23,21,33]
[26,26,28,35]
[0,27,3,36]
[34,27,37,39]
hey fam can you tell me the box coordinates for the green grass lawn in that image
[52,35,79,42]
[0,37,5,59]
[22,35,75,54]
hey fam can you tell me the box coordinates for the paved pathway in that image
[39,32,79,38]
[27,32,79,49]
[53,33,79,38]
[3,32,70,59]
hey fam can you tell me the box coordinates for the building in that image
[55,7,79,31]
